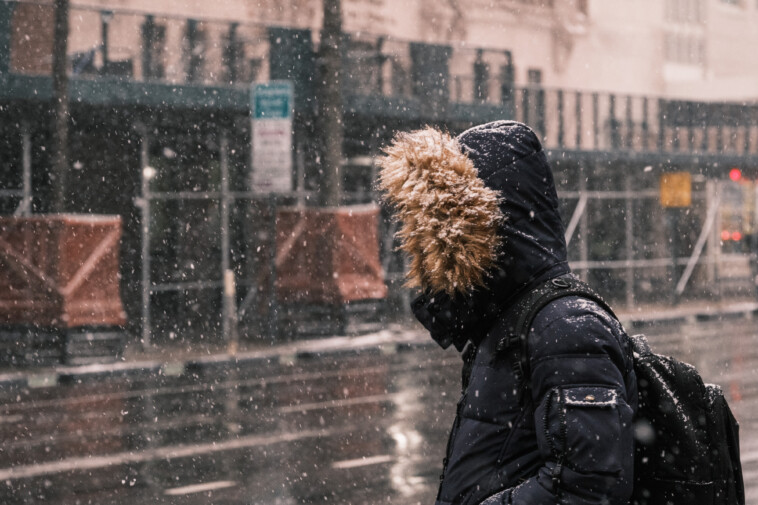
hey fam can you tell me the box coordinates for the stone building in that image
[9,0,758,99]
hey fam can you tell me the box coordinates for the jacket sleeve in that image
[479,301,636,505]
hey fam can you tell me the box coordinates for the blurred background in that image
[1,0,757,503]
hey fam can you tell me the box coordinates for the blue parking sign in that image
[252,82,293,119]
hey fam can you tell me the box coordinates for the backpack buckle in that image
[496,333,521,352]
[551,277,570,288]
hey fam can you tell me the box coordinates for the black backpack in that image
[498,275,745,505]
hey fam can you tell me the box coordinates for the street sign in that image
[250,81,294,193]
[660,172,692,208]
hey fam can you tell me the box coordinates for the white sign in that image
[250,81,294,193]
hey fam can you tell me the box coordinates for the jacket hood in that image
[377,127,504,296]
[378,120,569,349]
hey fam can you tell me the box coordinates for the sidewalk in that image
[1,299,756,390]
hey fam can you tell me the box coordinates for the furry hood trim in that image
[377,127,504,296]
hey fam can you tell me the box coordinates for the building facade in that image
[8,0,758,100]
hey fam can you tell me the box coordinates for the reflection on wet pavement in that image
[1,316,757,504]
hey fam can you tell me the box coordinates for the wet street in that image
[1,314,758,505]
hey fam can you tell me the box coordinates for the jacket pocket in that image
[545,385,628,475]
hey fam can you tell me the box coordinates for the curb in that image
[0,329,434,391]
[1,303,756,390]
[620,302,758,329]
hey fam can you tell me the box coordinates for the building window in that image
[473,50,490,103]
[141,16,166,81]
[500,51,515,105]
[527,68,542,86]
[223,23,242,84]
[345,39,384,95]
[665,0,704,23]
[185,19,206,83]
[664,32,705,65]
[663,0,705,66]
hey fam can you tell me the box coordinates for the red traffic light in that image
[729,168,742,182]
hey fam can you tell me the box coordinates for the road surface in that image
[1,315,757,504]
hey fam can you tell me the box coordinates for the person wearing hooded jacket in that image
[378,121,637,505]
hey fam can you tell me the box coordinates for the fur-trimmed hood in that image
[379,120,570,350]
[377,128,504,296]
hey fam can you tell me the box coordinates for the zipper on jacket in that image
[495,407,528,465]
[438,392,467,486]
[439,344,475,488]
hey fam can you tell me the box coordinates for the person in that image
[377,121,637,505]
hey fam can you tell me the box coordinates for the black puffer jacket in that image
[379,121,637,505]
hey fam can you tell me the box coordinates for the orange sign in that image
[660,172,692,208]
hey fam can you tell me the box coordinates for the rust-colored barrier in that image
[0,214,126,327]
[275,205,388,305]
[0,215,127,365]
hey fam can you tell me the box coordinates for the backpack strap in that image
[496,275,617,402]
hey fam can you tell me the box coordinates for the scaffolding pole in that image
[138,124,152,348]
